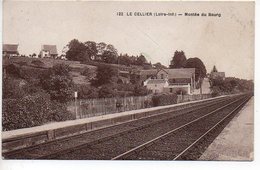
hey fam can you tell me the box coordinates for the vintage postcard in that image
[2,0,254,163]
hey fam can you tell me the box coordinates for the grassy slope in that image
[4,57,97,85]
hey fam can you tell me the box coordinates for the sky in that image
[3,1,254,80]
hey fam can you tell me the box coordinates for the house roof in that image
[146,79,167,84]
[3,44,19,53]
[42,45,58,55]
[158,68,195,79]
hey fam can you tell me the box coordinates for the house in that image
[157,68,196,92]
[142,68,196,95]
[138,69,158,83]
[40,45,58,58]
[3,44,19,57]
[163,83,192,95]
[145,79,169,93]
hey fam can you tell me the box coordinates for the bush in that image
[17,61,28,67]
[31,59,45,67]
[2,92,75,131]
[175,89,187,95]
[133,85,151,96]
[74,84,99,99]
[81,67,96,81]
[211,86,221,97]
[3,77,26,99]
[152,93,178,107]
[19,67,48,80]
[98,85,116,98]
[5,64,21,78]
[47,101,75,122]
[40,64,74,103]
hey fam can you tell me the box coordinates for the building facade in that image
[145,79,169,93]
[143,68,196,95]
[3,44,19,57]
[40,45,58,58]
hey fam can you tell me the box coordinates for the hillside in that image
[3,57,97,85]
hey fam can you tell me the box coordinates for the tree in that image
[153,62,167,69]
[91,65,117,87]
[118,54,132,66]
[211,65,218,73]
[184,57,207,82]
[65,39,90,62]
[40,64,74,102]
[100,44,118,64]
[96,42,107,55]
[169,51,187,68]
[209,76,254,95]
[136,54,147,65]
[84,41,98,60]
[102,50,118,64]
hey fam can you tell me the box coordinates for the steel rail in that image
[38,95,235,159]
[111,95,249,160]
[172,95,251,160]
[3,95,229,158]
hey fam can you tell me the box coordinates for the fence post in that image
[74,92,78,119]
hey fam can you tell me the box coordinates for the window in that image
[170,88,173,93]
[161,74,164,79]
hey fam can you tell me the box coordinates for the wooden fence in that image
[68,94,212,119]
[69,95,153,119]
[177,94,212,103]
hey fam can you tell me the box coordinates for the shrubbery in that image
[98,85,116,98]
[209,77,254,96]
[31,59,45,67]
[2,92,75,131]
[3,77,25,99]
[40,63,74,102]
[5,64,21,78]
[81,67,95,81]
[20,67,48,80]
[75,84,99,99]
[133,84,151,96]
[152,93,178,107]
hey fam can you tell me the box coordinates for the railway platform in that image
[2,95,227,153]
[199,97,254,161]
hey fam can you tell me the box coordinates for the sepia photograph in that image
[1,0,254,163]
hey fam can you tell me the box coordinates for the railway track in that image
[3,94,250,160]
[113,94,251,160]
[3,96,230,159]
